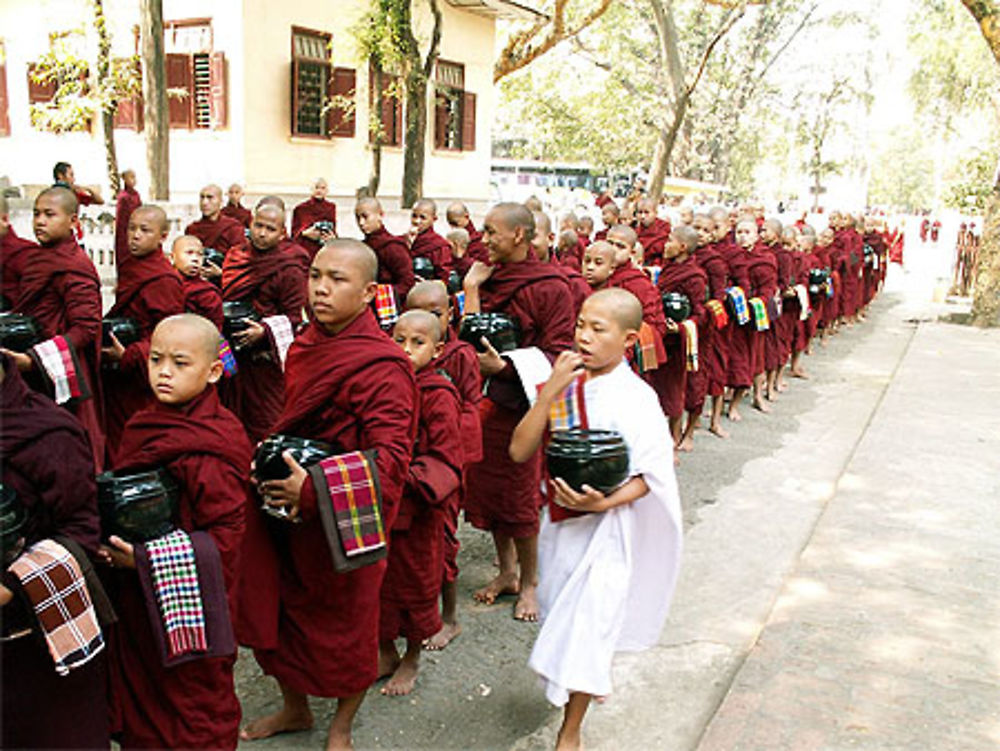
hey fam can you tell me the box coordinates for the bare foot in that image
[727,408,742,422]
[791,369,809,379]
[709,423,730,439]
[775,381,787,393]
[240,707,314,741]
[473,571,519,604]
[423,622,462,651]
[556,727,582,751]
[764,389,776,402]
[514,585,540,622]
[678,436,694,452]
[377,648,400,679]
[752,396,770,413]
[380,660,419,696]
[326,728,354,751]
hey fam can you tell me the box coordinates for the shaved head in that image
[255,203,286,224]
[36,186,79,215]
[637,197,656,213]
[171,234,203,253]
[532,211,552,237]
[607,224,637,247]
[558,229,579,249]
[492,202,535,238]
[671,225,699,253]
[155,313,222,360]
[588,240,617,263]
[256,195,285,211]
[356,196,382,213]
[132,204,169,232]
[415,198,437,215]
[395,308,443,344]
[446,228,469,248]
[406,279,449,309]
[584,288,643,332]
[202,184,222,198]
[445,201,469,224]
[318,238,378,283]
[764,218,783,236]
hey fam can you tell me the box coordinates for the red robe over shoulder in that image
[291,197,338,259]
[239,310,417,698]
[549,255,590,318]
[465,222,490,264]
[637,217,672,267]
[1,227,35,308]
[185,214,246,256]
[656,257,707,418]
[747,248,779,377]
[109,387,251,750]
[694,242,730,398]
[364,226,416,302]
[725,245,755,389]
[221,202,252,229]
[410,228,453,280]
[181,273,224,330]
[114,186,142,265]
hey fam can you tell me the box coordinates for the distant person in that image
[52,161,104,206]
[185,185,246,281]
[291,178,337,259]
[221,183,252,228]
[114,169,141,264]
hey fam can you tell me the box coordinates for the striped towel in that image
[547,375,587,432]
[680,319,699,372]
[319,451,387,558]
[145,530,207,659]
[794,284,811,320]
[644,266,662,285]
[749,297,769,330]
[218,338,238,376]
[30,336,83,405]
[725,286,750,326]
[374,284,399,327]
[705,299,729,329]
[633,321,666,373]
[261,314,294,370]
[8,539,105,675]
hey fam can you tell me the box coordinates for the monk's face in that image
[663,235,687,262]
[605,231,633,267]
[574,299,637,377]
[123,171,136,190]
[147,323,222,406]
[735,222,758,250]
[529,226,552,262]
[798,234,816,252]
[601,206,618,228]
[447,239,467,259]
[32,194,76,245]
[582,247,614,288]
[199,188,222,218]
[680,208,694,226]
[411,205,435,234]
[818,229,834,247]
[228,185,243,204]
[308,248,376,333]
[577,219,593,237]
[392,316,442,372]
[355,204,383,235]
[312,180,328,200]
[482,209,525,264]
[250,211,284,251]
[693,216,714,248]
[407,291,451,339]
[559,216,575,233]
[635,202,655,228]
[171,238,204,277]
[760,223,780,245]
[782,230,798,250]
[712,218,729,242]
[128,211,168,258]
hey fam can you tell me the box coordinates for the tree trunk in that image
[401,69,428,208]
[92,0,120,195]
[970,160,1000,326]
[648,91,690,205]
[140,0,169,200]
[366,62,384,197]
[101,111,119,195]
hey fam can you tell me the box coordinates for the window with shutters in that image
[369,65,402,148]
[290,27,354,140]
[0,41,10,137]
[164,19,226,130]
[434,60,475,153]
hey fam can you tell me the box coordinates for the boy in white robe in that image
[510,288,683,750]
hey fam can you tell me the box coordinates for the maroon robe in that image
[220,241,309,442]
[12,235,105,468]
[465,222,490,263]
[725,245,755,389]
[291,197,338,259]
[114,185,142,265]
[181,274,224,330]
[0,354,108,750]
[636,217,672,267]
[747,248,779,377]
[364,226,416,301]
[221,202,252,229]
[549,255,590,318]
[656,257,707,418]
[795,252,822,351]
[695,242,730,398]
[465,259,574,539]
[238,309,417,698]
[763,243,792,373]
[1,227,35,308]
[109,387,250,750]
[185,214,246,256]
[410,228,453,280]
[380,368,462,643]
[863,231,885,305]
[103,248,185,460]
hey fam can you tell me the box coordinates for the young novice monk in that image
[409,199,452,280]
[509,289,682,751]
[532,211,589,317]
[171,235,224,330]
[355,196,415,302]
[380,310,463,695]
[100,314,251,749]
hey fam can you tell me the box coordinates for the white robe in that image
[528,361,683,706]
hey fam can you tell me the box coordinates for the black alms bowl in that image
[458,313,521,354]
[0,312,43,352]
[222,300,260,348]
[102,317,141,348]
[412,256,435,278]
[661,291,691,323]
[97,467,179,542]
[0,482,27,564]
[447,269,464,295]
[253,434,339,483]
[203,248,225,270]
[808,268,828,286]
[546,429,629,495]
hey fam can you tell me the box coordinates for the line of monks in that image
[0,177,895,750]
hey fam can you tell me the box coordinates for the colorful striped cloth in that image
[725,286,750,326]
[30,335,83,405]
[680,319,699,372]
[705,299,729,329]
[145,530,207,659]
[547,375,587,432]
[374,284,399,327]
[218,338,238,376]
[319,451,387,558]
[261,314,295,370]
[454,291,466,316]
[644,266,662,285]
[633,321,666,373]
[749,297,770,331]
[8,539,105,675]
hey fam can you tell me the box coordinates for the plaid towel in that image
[644,266,662,285]
[749,297,770,331]
[680,319,699,372]
[145,530,207,659]
[726,286,750,325]
[633,321,666,373]
[705,299,729,329]
[8,539,104,675]
[794,284,811,320]
[546,375,588,432]
[30,336,83,405]
[261,314,294,370]
[374,284,399,327]
[218,338,238,377]
[454,291,466,316]
[318,451,387,558]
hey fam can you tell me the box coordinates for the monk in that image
[634,198,672,267]
[446,228,472,276]
[815,226,838,345]
[292,179,338,260]
[380,310,462,695]
[576,215,594,247]
[1,187,105,467]
[556,229,582,271]
[100,314,250,749]
[678,206,694,227]
[532,211,589,317]
[220,204,309,442]
[171,235,224,330]
[405,281,481,651]
[463,203,574,622]
[186,185,246,281]
[446,201,489,263]
[594,201,620,242]
[0,194,34,308]
[725,219,758,422]
[745,220,779,414]
[52,161,103,206]
[759,219,790,401]
[409,199,452,280]
[101,205,185,458]
[355,196,416,302]
[0,353,110,750]
[222,183,252,228]
[238,240,417,750]
[791,226,822,378]
[114,169,142,264]
[693,213,730,438]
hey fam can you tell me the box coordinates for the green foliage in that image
[945,148,996,212]
[867,126,935,211]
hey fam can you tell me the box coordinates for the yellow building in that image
[0,0,539,208]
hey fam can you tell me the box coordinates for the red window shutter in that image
[113,95,144,130]
[165,53,193,129]
[209,51,227,129]
[0,59,10,136]
[462,90,476,152]
[26,63,57,104]
[434,88,447,150]
[291,60,300,135]
[327,66,355,138]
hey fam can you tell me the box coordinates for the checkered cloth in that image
[145,530,207,659]
[633,321,666,373]
[794,284,811,320]
[374,284,399,327]
[8,539,105,675]
[218,338,238,376]
[318,451,387,558]
[749,297,770,331]
[680,319,699,372]
[30,336,82,405]
[546,375,588,432]
[705,299,729,329]
[726,286,750,326]
[261,314,295,370]
[643,266,662,285]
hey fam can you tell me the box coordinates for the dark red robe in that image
[465,259,574,539]
[291,197,337,260]
[694,242,730,398]
[863,231,886,305]
[103,248,185,460]
[12,235,105,468]
[0,353,108,750]
[656,257,707,418]
[221,202,252,229]
[114,185,142,265]
[238,309,417,698]
[795,251,822,351]
[410,228,453,281]
[636,217,672,267]
[181,274,224,330]
[747,248,779,377]
[364,226,416,302]
[465,222,490,264]
[725,245,754,389]
[185,214,246,256]
[763,243,792,373]
[380,369,462,643]
[549,255,590,318]
[109,387,251,750]
[1,227,35,308]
